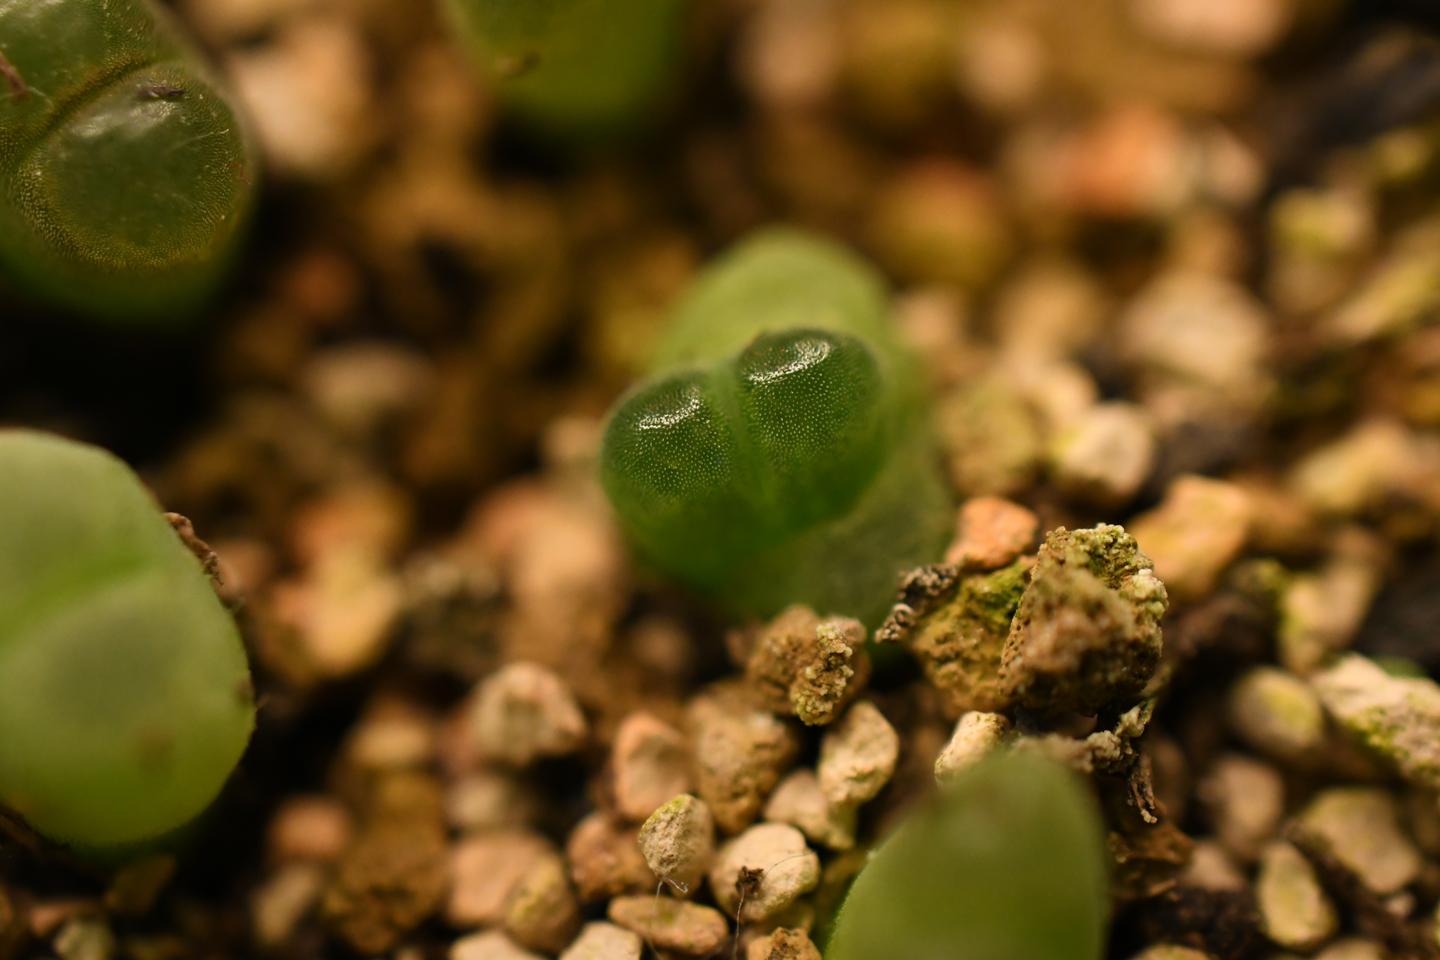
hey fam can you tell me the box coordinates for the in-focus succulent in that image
[0,0,256,320]
[599,229,952,624]
[0,430,255,849]
[826,752,1109,960]
[443,0,688,140]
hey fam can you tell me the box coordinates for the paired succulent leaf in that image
[600,230,952,623]
[826,752,1109,960]
[444,0,687,140]
[0,0,256,320]
[0,431,255,849]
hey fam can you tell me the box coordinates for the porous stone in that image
[944,496,1039,570]
[504,852,582,954]
[1296,788,1422,895]
[468,662,587,766]
[1228,667,1326,765]
[608,896,730,956]
[764,769,858,850]
[934,711,1011,782]
[747,927,823,960]
[450,930,544,960]
[1050,403,1156,505]
[1130,475,1252,601]
[612,712,692,822]
[817,702,899,806]
[559,922,643,960]
[447,830,554,927]
[638,795,716,896]
[1313,655,1440,790]
[710,823,821,922]
[567,813,655,902]
[1256,841,1337,951]
[740,606,869,726]
[689,692,800,833]
[1197,754,1285,863]
[1000,525,1169,714]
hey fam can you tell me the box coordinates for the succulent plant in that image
[600,229,952,624]
[826,752,1109,960]
[0,0,256,320]
[443,0,687,140]
[0,430,255,850]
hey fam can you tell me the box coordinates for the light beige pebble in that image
[612,713,691,822]
[934,711,1011,782]
[1228,667,1326,765]
[267,795,352,863]
[1049,402,1155,505]
[607,896,730,956]
[505,853,581,954]
[710,824,821,922]
[1257,841,1337,951]
[764,770,857,850]
[468,662,587,766]
[226,16,375,179]
[251,863,325,949]
[1278,539,1385,675]
[447,771,541,834]
[747,927,822,960]
[1130,475,1252,601]
[1297,788,1422,895]
[450,930,544,960]
[559,921,642,960]
[1128,947,1214,960]
[638,795,715,896]
[1129,0,1294,56]
[1316,940,1385,960]
[55,918,116,960]
[1313,655,1440,791]
[818,702,899,806]
[447,830,555,927]
[1181,842,1247,891]
[944,496,1039,570]
[1197,754,1285,862]
[689,694,800,833]
[567,813,655,902]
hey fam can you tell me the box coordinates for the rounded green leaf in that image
[444,0,687,141]
[826,753,1109,960]
[599,230,952,623]
[0,430,255,849]
[0,0,255,321]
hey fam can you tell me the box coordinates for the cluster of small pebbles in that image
[8,0,1440,958]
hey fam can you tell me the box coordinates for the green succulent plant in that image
[0,430,255,850]
[0,0,256,321]
[826,752,1109,960]
[600,229,952,624]
[443,0,687,140]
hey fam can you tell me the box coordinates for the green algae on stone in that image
[1000,525,1168,715]
[826,752,1108,960]
[0,0,256,321]
[891,560,1030,718]
[443,0,687,141]
[600,230,952,624]
[0,430,255,849]
[1312,654,1440,790]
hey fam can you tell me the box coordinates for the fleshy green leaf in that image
[826,753,1109,960]
[443,0,687,141]
[599,229,951,623]
[0,0,255,321]
[0,430,255,849]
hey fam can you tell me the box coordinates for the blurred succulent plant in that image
[0,0,256,321]
[444,0,688,140]
[599,229,952,624]
[826,752,1109,960]
[0,430,255,850]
